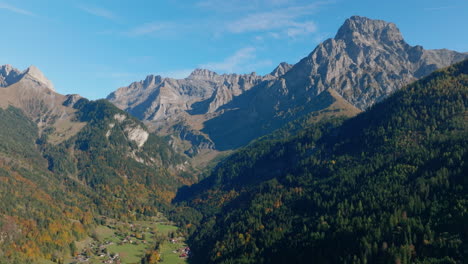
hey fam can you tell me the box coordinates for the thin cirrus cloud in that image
[201,47,273,73]
[223,2,328,39]
[196,0,299,12]
[0,2,35,16]
[77,5,118,21]
[221,2,331,40]
[124,22,174,37]
[286,21,317,37]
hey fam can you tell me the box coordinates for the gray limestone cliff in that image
[107,69,272,121]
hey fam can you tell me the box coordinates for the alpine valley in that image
[0,16,466,264]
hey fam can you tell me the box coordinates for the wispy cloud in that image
[125,22,174,37]
[196,0,300,12]
[201,47,272,73]
[78,5,117,21]
[222,2,328,39]
[0,3,35,16]
[286,21,317,37]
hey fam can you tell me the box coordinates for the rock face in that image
[108,16,468,153]
[21,65,56,92]
[107,68,280,155]
[108,70,273,122]
[0,65,22,87]
[269,62,293,77]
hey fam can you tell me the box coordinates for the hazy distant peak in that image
[335,16,404,44]
[188,68,218,79]
[22,65,55,91]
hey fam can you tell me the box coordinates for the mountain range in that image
[0,15,466,264]
[107,16,468,154]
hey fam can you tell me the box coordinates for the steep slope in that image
[202,16,468,150]
[0,106,93,263]
[203,87,361,150]
[175,60,468,263]
[41,98,191,216]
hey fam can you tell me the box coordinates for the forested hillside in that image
[0,98,192,263]
[0,107,91,263]
[175,60,468,264]
[41,98,190,218]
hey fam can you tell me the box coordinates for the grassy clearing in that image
[68,218,187,264]
[106,242,147,263]
[94,225,114,241]
[159,240,187,264]
[155,223,178,235]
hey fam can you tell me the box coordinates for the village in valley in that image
[68,215,189,264]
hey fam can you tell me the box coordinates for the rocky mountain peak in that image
[335,15,404,45]
[188,69,218,80]
[270,62,293,77]
[0,64,56,91]
[0,64,16,74]
[143,74,164,87]
[0,64,22,87]
[63,94,83,108]
[22,65,56,91]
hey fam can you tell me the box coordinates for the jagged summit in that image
[0,64,55,91]
[188,68,260,80]
[141,74,164,87]
[270,62,293,77]
[108,67,268,122]
[278,15,468,109]
[335,15,404,44]
[188,68,218,79]
[22,65,56,91]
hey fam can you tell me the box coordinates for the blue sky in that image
[0,0,467,99]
